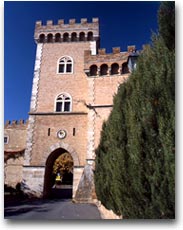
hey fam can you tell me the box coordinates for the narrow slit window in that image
[73,128,76,136]
[48,128,51,136]
[4,136,9,144]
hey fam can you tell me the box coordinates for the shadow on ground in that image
[4,197,101,220]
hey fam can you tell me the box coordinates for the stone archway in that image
[43,148,72,199]
[43,142,80,167]
[43,143,80,199]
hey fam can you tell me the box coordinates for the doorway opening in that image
[43,148,73,199]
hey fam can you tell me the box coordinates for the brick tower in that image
[22,18,135,201]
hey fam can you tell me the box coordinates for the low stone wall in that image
[22,166,45,197]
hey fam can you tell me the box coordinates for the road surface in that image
[4,199,101,220]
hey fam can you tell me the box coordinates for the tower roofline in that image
[35,18,99,27]
[34,18,100,42]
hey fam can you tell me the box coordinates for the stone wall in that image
[4,120,28,152]
[4,154,24,188]
[22,167,45,197]
[4,120,28,188]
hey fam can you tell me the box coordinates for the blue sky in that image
[4,1,160,122]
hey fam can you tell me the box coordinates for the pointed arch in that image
[43,144,79,198]
[43,142,80,167]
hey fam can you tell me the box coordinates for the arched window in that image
[55,33,61,42]
[55,93,72,112]
[63,33,69,42]
[122,62,129,74]
[111,63,119,75]
[100,64,108,76]
[39,34,45,43]
[47,33,53,43]
[58,56,73,74]
[90,65,97,76]
[87,32,93,41]
[79,32,85,41]
[71,32,77,42]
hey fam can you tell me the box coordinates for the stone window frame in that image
[4,135,9,144]
[55,92,72,112]
[57,56,74,74]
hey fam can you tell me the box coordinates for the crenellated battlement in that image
[35,18,99,27]
[84,45,138,77]
[34,18,100,43]
[5,119,29,128]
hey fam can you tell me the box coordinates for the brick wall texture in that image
[5,19,132,199]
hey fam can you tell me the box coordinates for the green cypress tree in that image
[158,1,175,51]
[95,2,175,218]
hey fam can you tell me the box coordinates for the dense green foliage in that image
[94,2,175,219]
[158,1,175,51]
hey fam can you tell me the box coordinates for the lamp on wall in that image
[127,51,139,72]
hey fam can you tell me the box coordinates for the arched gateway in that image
[43,148,73,199]
[22,141,84,200]
[43,143,80,199]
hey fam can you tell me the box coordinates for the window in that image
[79,32,85,41]
[100,64,108,76]
[71,32,77,42]
[55,33,61,42]
[122,62,129,74]
[47,33,53,43]
[63,33,69,42]
[4,136,9,144]
[39,34,45,43]
[55,93,72,112]
[58,56,73,74]
[111,63,119,75]
[90,65,97,76]
[87,32,93,41]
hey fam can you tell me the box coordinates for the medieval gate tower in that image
[22,18,135,201]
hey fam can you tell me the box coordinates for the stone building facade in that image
[4,120,28,188]
[5,18,138,201]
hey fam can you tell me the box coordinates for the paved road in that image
[4,199,101,220]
